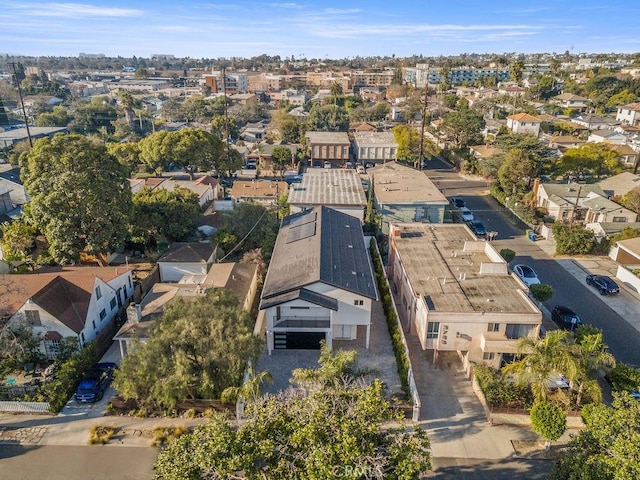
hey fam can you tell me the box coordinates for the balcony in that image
[481,331,519,354]
[272,316,330,329]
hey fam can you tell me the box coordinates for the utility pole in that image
[569,184,582,227]
[222,67,232,173]
[417,64,429,171]
[9,62,33,147]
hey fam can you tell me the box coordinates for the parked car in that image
[450,197,466,208]
[245,160,257,170]
[551,305,583,331]
[356,164,366,174]
[220,176,233,188]
[467,220,486,237]
[459,207,474,222]
[547,372,570,391]
[364,162,375,169]
[285,174,303,185]
[74,363,116,403]
[513,264,541,287]
[343,162,355,169]
[323,161,332,169]
[586,274,619,295]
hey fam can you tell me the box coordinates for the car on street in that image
[74,363,117,403]
[467,220,486,237]
[343,162,355,169]
[551,305,583,331]
[459,207,474,222]
[586,274,620,295]
[285,174,303,185]
[513,264,541,287]
[364,162,375,169]
[450,197,465,208]
[356,164,366,174]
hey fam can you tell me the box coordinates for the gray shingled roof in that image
[260,206,377,308]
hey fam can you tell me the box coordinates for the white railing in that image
[0,401,50,414]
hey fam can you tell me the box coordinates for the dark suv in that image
[586,275,619,295]
[74,363,116,403]
[551,305,582,331]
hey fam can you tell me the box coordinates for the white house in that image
[352,131,398,165]
[616,103,640,127]
[260,206,378,354]
[506,113,541,136]
[3,267,134,359]
[157,242,221,282]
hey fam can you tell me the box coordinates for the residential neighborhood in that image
[3,7,640,479]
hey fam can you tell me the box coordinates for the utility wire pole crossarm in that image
[10,62,33,148]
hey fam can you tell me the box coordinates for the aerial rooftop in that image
[368,161,448,205]
[391,223,537,314]
[287,168,366,207]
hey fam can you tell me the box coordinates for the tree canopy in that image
[113,289,263,411]
[307,103,350,132]
[153,348,431,480]
[21,134,131,264]
[439,108,485,148]
[557,143,624,178]
[550,395,640,480]
[130,186,201,247]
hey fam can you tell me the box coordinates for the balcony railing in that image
[272,316,331,329]
[481,331,519,354]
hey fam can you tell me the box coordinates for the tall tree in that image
[130,186,201,247]
[502,330,578,402]
[307,104,349,132]
[21,134,131,264]
[113,289,263,410]
[270,146,293,178]
[392,124,424,163]
[569,330,615,406]
[510,60,525,85]
[154,369,431,480]
[550,395,640,480]
[439,108,485,148]
[558,143,624,178]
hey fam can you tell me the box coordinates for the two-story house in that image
[616,103,640,127]
[388,223,542,372]
[305,131,350,168]
[259,206,377,354]
[3,267,134,359]
[352,131,398,165]
[552,93,589,112]
[506,113,541,137]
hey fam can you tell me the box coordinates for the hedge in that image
[369,238,410,398]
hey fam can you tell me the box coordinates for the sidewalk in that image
[535,238,640,334]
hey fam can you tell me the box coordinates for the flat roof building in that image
[388,223,541,371]
[288,168,367,221]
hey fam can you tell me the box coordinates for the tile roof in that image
[260,206,377,308]
[507,113,541,122]
[622,102,640,111]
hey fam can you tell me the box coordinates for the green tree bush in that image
[530,401,566,449]
[552,222,595,255]
[529,284,554,304]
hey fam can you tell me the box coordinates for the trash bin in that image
[529,233,536,242]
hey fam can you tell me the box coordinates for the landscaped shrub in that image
[474,363,534,409]
[89,425,115,445]
[605,363,640,393]
[370,238,410,398]
[41,342,98,413]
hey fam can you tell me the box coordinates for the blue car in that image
[74,363,117,403]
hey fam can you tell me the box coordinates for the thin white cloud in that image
[268,2,300,8]
[8,2,143,17]
[323,8,360,14]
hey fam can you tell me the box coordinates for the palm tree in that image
[569,331,615,406]
[502,330,578,402]
[220,365,273,405]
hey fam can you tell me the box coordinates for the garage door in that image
[274,332,325,350]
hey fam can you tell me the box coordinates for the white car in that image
[513,264,541,287]
[459,207,474,222]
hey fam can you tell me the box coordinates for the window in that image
[505,324,535,339]
[24,310,41,326]
[483,352,495,360]
[44,340,60,360]
[128,277,132,288]
[613,217,627,223]
[354,300,364,306]
[92,320,96,330]
[110,297,117,310]
[290,306,309,310]
[487,323,500,332]
[427,322,440,339]
[99,309,107,321]
[95,285,102,300]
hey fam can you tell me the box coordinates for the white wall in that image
[159,262,206,282]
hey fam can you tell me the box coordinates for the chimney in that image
[126,304,142,324]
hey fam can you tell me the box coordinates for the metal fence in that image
[0,401,50,414]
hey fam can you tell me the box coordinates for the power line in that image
[217,209,268,263]
[9,62,33,147]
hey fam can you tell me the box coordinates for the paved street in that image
[423,158,640,367]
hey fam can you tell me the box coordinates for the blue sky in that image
[1,1,639,58]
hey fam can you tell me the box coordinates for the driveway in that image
[256,299,402,397]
